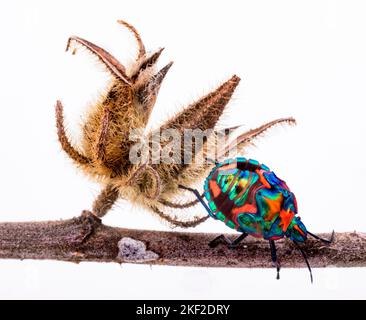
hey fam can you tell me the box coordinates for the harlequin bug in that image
[179,157,333,282]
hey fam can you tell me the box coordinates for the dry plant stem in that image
[0,210,364,268]
[92,185,120,217]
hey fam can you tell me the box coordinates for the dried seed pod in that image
[55,20,295,226]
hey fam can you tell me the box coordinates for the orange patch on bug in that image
[263,194,283,221]
[293,223,305,236]
[209,180,221,198]
[279,209,295,232]
[256,169,271,188]
[232,203,257,215]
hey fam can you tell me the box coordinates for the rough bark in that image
[0,210,365,268]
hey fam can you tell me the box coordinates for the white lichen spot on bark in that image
[117,237,159,262]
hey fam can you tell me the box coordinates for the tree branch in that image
[0,210,365,268]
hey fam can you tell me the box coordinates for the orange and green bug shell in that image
[203,157,302,241]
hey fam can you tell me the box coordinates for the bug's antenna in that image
[307,230,334,244]
[178,185,217,219]
[293,241,313,283]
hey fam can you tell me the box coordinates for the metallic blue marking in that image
[249,159,259,166]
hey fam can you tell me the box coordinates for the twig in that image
[0,210,365,268]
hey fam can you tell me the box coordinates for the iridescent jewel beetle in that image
[179,157,334,282]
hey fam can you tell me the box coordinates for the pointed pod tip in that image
[65,36,79,53]
[65,38,72,52]
[287,117,297,126]
[165,61,174,69]
[55,100,64,116]
[117,19,134,29]
[155,61,174,81]
[154,47,165,58]
[232,74,241,82]
[144,47,165,64]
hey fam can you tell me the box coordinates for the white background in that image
[0,0,365,299]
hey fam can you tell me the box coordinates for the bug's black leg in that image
[293,240,313,284]
[307,230,335,244]
[231,232,248,246]
[178,185,216,219]
[269,240,280,280]
[209,232,248,248]
[209,235,232,248]
[178,184,248,249]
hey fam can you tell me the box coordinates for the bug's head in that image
[286,216,307,242]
